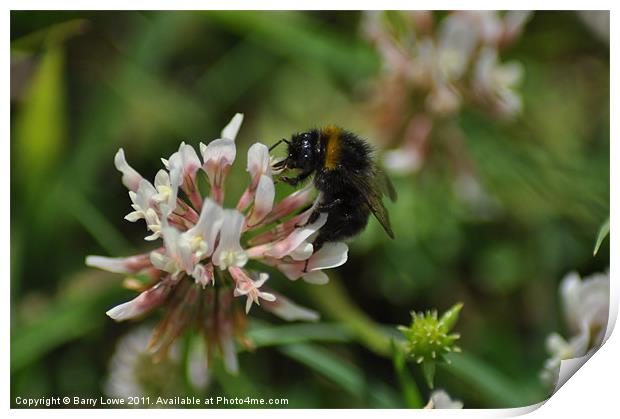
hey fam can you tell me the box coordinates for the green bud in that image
[397,302,464,388]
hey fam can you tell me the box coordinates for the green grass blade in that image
[593,218,609,255]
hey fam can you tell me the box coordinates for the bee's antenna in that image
[269,138,290,152]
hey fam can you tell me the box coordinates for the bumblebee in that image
[271,125,396,251]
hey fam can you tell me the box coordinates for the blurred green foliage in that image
[11,11,608,408]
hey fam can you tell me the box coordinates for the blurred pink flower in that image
[361,11,531,175]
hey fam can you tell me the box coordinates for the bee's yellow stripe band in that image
[323,125,341,170]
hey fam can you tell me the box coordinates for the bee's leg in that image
[317,198,342,211]
[294,199,343,229]
[281,169,313,187]
[269,138,290,152]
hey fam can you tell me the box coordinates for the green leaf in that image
[62,189,133,255]
[11,277,126,373]
[279,343,365,398]
[11,19,87,52]
[247,322,353,348]
[203,11,378,81]
[443,352,541,407]
[593,218,609,255]
[14,43,66,201]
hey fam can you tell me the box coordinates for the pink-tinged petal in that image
[85,254,151,274]
[260,291,320,321]
[229,268,274,313]
[228,266,252,292]
[264,183,315,224]
[276,262,304,281]
[265,213,328,259]
[106,282,171,321]
[236,187,254,212]
[246,175,275,226]
[246,209,312,246]
[302,270,329,284]
[307,242,349,270]
[114,148,143,192]
[221,113,244,141]
[245,243,271,259]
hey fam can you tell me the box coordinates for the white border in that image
[4,2,617,419]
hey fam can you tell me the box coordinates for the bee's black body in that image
[274,126,395,251]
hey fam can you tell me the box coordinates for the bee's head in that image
[277,130,319,172]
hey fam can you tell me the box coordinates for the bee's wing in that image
[351,169,395,239]
[375,167,397,202]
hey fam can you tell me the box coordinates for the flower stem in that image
[306,276,392,356]
[391,340,424,408]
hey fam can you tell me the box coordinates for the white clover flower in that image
[540,332,588,387]
[540,269,609,388]
[560,271,609,342]
[424,389,463,409]
[86,113,348,373]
